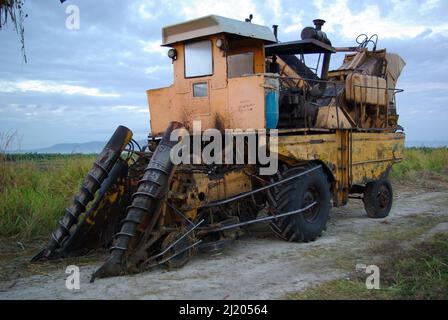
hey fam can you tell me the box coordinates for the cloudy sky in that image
[1,0,447,149]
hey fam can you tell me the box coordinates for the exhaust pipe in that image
[301,19,332,90]
[301,19,331,46]
[272,24,279,42]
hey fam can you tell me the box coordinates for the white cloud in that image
[176,0,265,25]
[109,105,148,113]
[140,39,168,56]
[138,2,156,20]
[267,0,282,21]
[144,65,171,75]
[400,81,448,93]
[135,0,175,21]
[420,0,440,12]
[284,13,304,34]
[0,80,120,98]
[315,0,448,40]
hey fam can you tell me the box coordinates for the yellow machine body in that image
[146,15,405,210]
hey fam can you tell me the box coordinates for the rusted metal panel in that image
[315,104,354,129]
[147,86,179,135]
[169,167,253,218]
[336,130,350,205]
[277,133,338,166]
[277,130,405,206]
[350,131,404,184]
[227,75,266,129]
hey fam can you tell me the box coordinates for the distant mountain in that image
[16,140,147,154]
[22,141,107,154]
[10,139,447,154]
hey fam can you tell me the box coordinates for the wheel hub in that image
[377,185,391,209]
[303,188,319,222]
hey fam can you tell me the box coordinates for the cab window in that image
[227,52,254,78]
[193,82,208,97]
[185,40,213,78]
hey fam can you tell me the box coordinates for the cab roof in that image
[162,15,277,46]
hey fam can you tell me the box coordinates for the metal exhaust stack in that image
[301,19,332,87]
[300,19,331,46]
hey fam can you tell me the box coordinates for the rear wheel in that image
[267,164,331,242]
[363,179,393,218]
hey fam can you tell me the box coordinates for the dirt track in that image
[1,178,448,300]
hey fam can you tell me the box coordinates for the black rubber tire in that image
[267,164,331,242]
[161,231,191,269]
[363,179,393,219]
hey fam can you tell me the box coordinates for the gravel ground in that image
[1,181,448,300]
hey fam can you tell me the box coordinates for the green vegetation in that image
[391,147,448,179]
[286,233,448,300]
[4,153,96,161]
[0,153,95,239]
[0,147,447,240]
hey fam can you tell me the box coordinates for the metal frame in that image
[269,74,341,129]
[146,165,322,268]
[352,84,403,129]
[267,74,404,132]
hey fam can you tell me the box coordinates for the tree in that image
[0,0,28,62]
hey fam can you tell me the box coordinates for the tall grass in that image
[0,147,447,241]
[391,147,448,179]
[0,154,94,239]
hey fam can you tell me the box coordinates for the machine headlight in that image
[168,48,177,60]
[216,38,224,49]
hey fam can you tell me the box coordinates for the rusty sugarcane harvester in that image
[32,15,405,281]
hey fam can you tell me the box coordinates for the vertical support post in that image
[335,129,350,206]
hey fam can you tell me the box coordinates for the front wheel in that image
[267,164,331,242]
[363,179,393,218]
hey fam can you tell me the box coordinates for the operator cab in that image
[147,15,276,136]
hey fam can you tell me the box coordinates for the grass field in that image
[286,233,448,300]
[0,148,447,240]
[0,153,95,239]
[390,147,448,179]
